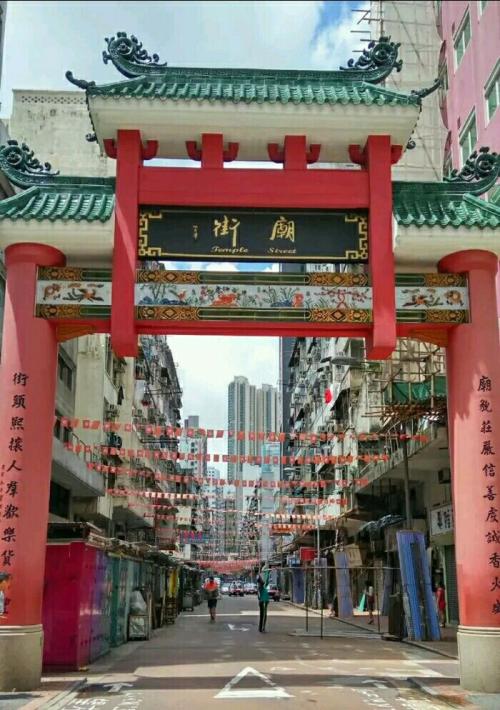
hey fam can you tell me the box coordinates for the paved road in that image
[19,597,472,709]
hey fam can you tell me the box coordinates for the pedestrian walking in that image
[365,580,375,624]
[257,568,270,632]
[436,581,446,627]
[203,575,219,622]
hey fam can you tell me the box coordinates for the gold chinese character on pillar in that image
[213,215,241,249]
[269,216,295,243]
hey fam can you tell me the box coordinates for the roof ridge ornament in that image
[410,77,442,100]
[340,36,402,84]
[102,32,167,78]
[65,71,96,91]
[0,140,59,189]
[444,147,499,195]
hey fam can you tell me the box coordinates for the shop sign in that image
[430,503,454,536]
[138,207,368,262]
[344,544,363,566]
[176,506,192,526]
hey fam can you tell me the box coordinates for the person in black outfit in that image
[257,569,270,632]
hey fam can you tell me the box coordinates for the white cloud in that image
[311,2,370,69]
[204,262,239,272]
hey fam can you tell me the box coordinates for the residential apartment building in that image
[435,0,499,200]
[178,415,208,559]
[227,376,256,484]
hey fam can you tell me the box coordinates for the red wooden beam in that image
[48,318,459,345]
[185,133,239,166]
[139,166,369,208]
[363,135,397,360]
[111,130,143,357]
[268,135,321,168]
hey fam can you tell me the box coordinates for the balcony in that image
[52,435,104,498]
[354,424,448,493]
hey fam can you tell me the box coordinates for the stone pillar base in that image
[0,624,43,691]
[458,626,500,693]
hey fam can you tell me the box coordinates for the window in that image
[438,59,448,105]
[49,480,71,519]
[454,12,471,67]
[58,354,74,390]
[485,63,500,122]
[443,152,453,178]
[459,112,477,166]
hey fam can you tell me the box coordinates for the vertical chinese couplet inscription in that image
[0,371,28,617]
[478,375,500,615]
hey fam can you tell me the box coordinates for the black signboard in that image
[138,207,368,263]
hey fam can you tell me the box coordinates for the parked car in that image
[229,582,244,597]
[244,582,257,594]
[220,584,230,595]
[269,585,281,602]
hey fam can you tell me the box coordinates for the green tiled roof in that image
[0,141,497,229]
[0,179,498,229]
[65,34,427,109]
[85,71,420,108]
[0,181,115,222]
[393,182,500,229]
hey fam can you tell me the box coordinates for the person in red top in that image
[203,576,219,622]
[436,581,446,628]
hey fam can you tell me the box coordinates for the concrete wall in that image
[8,90,114,177]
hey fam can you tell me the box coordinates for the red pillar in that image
[364,136,396,360]
[439,249,500,692]
[111,129,142,358]
[0,243,65,690]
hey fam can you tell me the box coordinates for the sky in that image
[0,1,369,472]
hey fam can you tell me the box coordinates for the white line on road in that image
[215,666,293,700]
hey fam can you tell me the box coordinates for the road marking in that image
[215,666,293,699]
[102,682,135,693]
[227,623,250,632]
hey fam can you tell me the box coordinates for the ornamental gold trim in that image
[38,267,85,281]
[36,304,83,319]
[424,309,469,323]
[137,306,200,321]
[138,210,164,258]
[136,270,201,284]
[423,273,467,287]
[344,214,368,261]
[309,308,372,323]
[309,272,369,287]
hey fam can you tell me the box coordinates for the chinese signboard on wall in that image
[430,503,454,536]
[138,207,369,262]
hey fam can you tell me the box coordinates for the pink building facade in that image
[437,0,499,199]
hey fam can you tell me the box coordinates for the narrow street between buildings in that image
[17,597,475,710]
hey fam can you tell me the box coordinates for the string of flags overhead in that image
[91,463,369,488]
[56,415,428,444]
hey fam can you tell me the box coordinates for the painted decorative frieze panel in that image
[35,269,469,325]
